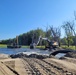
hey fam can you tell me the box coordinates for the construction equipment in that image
[7,36,21,48]
[40,37,58,49]
[30,36,58,49]
[30,36,41,49]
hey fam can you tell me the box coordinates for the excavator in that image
[30,36,58,49]
[41,37,58,49]
[30,36,42,49]
[30,26,61,49]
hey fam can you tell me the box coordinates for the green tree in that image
[62,21,74,47]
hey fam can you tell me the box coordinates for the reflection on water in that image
[55,53,66,58]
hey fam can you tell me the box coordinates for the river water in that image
[0,48,51,55]
[0,48,65,58]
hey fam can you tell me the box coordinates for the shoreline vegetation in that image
[0,44,76,50]
[0,44,45,49]
[0,44,7,48]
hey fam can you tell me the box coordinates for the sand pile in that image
[0,53,9,59]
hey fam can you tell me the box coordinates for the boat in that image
[7,36,21,48]
[7,44,21,48]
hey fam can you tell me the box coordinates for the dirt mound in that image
[65,52,76,58]
[0,57,76,75]
[10,53,49,59]
[0,53,9,59]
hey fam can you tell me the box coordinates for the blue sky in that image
[0,0,76,40]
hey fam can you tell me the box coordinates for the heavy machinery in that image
[30,36,58,49]
[30,36,41,49]
[7,36,21,48]
[40,37,58,49]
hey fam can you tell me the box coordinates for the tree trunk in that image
[58,39,61,47]
[68,39,70,47]
[75,35,76,50]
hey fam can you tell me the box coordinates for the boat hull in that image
[7,45,21,48]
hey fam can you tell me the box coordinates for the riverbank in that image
[0,44,7,48]
[0,57,76,75]
[61,45,76,50]
[0,43,76,50]
[0,44,45,49]
[0,49,76,75]
[0,44,76,51]
[0,44,29,48]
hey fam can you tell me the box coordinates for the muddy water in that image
[0,48,51,55]
[0,48,66,58]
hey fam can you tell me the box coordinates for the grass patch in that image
[61,45,76,50]
[36,46,45,49]
[0,44,7,48]
[21,46,29,48]
[21,45,45,49]
[0,44,30,48]
[22,45,45,49]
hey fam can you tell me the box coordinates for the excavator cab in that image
[45,41,58,49]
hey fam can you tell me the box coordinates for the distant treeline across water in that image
[0,28,76,46]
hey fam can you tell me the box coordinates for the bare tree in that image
[44,25,51,38]
[49,26,61,46]
[62,21,74,47]
[73,11,76,49]
[64,11,76,49]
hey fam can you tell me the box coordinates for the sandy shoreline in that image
[0,51,76,75]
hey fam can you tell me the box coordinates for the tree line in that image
[0,28,46,45]
[0,24,75,47]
